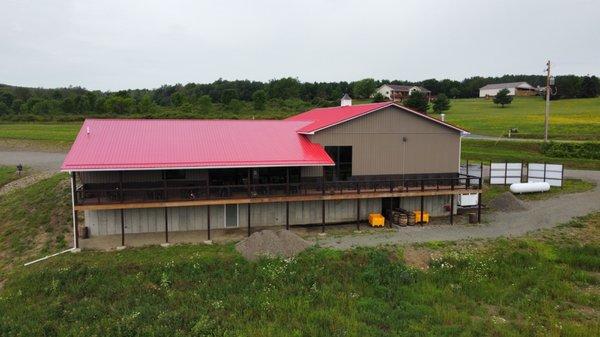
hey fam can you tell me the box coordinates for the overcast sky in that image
[1,0,598,91]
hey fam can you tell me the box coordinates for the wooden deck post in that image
[477,177,482,223]
[285,201,290,230]
[120,209,125,246]
[480,161,484,184]
[419,195,424,225]
[321,199,325,233]
[247,203,251,237]
[321,167,325,195]
[164,207,169,243]
[477,201,482,224]
[286,167,290,195]
[356,198,360,230]
[207,206,211,241]
[449,195,454,225]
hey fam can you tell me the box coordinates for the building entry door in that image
[225,204,239,228]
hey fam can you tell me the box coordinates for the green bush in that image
[541,141,600,160]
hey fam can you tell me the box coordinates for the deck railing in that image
[75,174,482,206]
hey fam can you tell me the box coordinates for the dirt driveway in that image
[320,169,600,249]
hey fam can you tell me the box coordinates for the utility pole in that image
[544,60,551,142]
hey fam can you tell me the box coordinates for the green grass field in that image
[0,175,599,336]
[0,174,71,272]
[0,166,23,188]
[432,96,600,141]
[461,139,600,170]
[482,179,596,205]
[0,122,81,143]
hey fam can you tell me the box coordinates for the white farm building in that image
[479,82,537,98]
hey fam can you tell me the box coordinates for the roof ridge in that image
[84,118,306,122]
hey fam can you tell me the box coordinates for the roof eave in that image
[61,161,335,172]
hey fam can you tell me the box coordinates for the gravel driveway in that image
[320,169,600,249]
[0,150,66,172]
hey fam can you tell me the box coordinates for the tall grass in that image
[434,96,600,141]
[1,212,599,336]
[0,174,71,272]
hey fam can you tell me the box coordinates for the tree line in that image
[0,75,597,120]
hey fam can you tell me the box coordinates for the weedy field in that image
[461,139,600,170]
[0,175,599,336]
[0,166,24,187]
[0,174,71,273]
[433,96,600,141]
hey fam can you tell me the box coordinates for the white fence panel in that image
[490,162,522,185]
[528,163,563,187]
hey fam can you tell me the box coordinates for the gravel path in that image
[320,169,600,249]
[463,134,587,143]
[0,150,66,172]
[0,150,66,195]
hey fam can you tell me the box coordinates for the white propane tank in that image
[509,182,551,194]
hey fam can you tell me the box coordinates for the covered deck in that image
[73,169,482,210]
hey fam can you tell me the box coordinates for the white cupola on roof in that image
[340,93,352,107]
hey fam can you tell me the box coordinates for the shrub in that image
[372,92,386,102]
[540,141,600,160]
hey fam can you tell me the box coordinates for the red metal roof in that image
[286,102,468,134]
[61,119,334,171]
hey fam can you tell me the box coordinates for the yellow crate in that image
[413,211,429,223]
[368,213,385,227]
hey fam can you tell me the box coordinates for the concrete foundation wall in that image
[84,195,453,236]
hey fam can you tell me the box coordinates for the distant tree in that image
[138,94,155,114]
[432,94,451,113]
[403,91,430,112]
[580,75,599,98]
[252,90,267,110]
[197,95,212,112]
[449,87,460,99]
[104,95,135,114]
[372,92,386,102]
[0,90,15,106]
[0,102,12,115]
[268,77,301,99]
[11,99,23,113]
[221,89,238,104]
[226,98,244,112]
[493,88,513,108]
[352,78,376,99]
[555,75,581,99]
[170,91,186,107]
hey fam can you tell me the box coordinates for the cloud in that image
[0,0,598,90]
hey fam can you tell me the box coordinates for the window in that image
[324,146,352,181]
[165,170,186,180]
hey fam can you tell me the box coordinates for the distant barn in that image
[479,82,537,98]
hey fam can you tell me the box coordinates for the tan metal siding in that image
[307,106,461,176]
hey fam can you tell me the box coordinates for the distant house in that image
[479,82,537,98]
[376,84,431,101]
